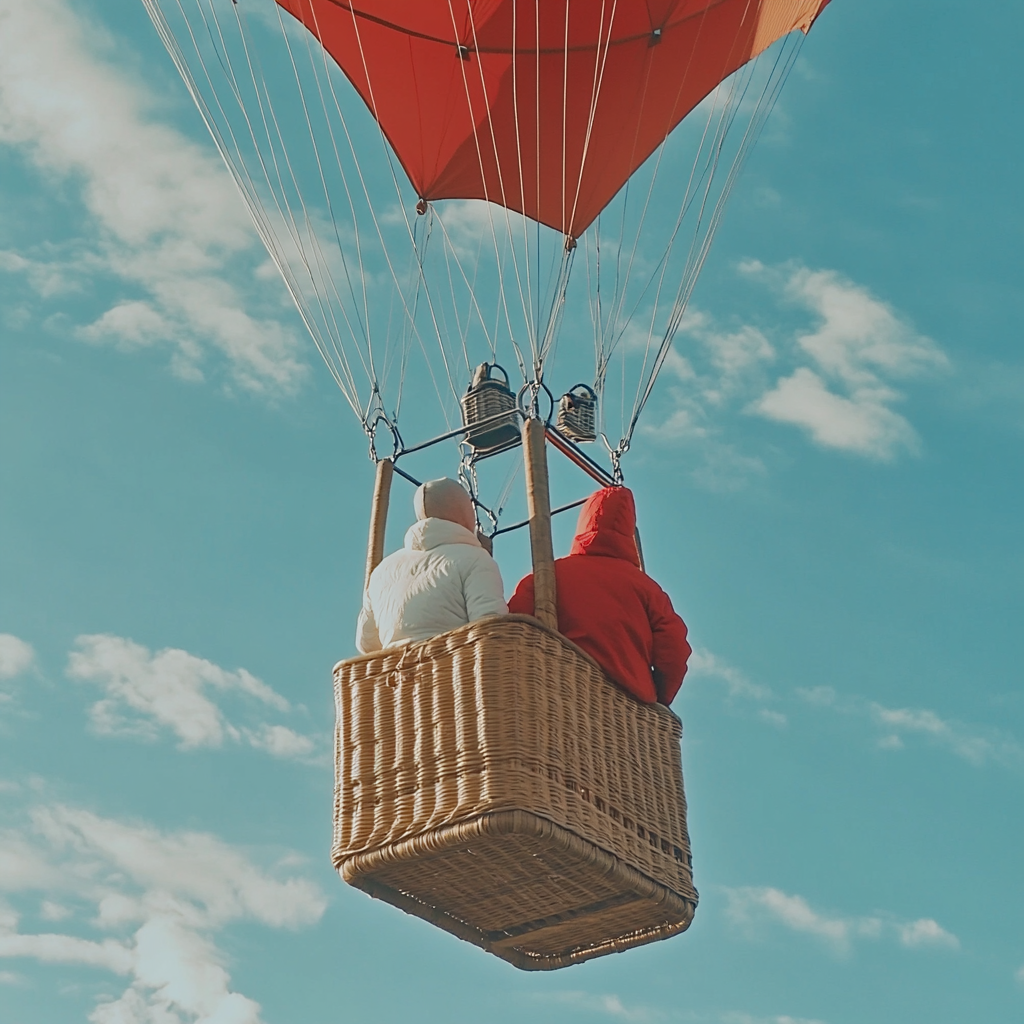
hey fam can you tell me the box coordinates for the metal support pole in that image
[364,459,394,591]
[522,418,558,631]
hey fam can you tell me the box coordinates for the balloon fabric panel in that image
[274,0,830,237]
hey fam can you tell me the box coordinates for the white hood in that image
[404,517,480,552]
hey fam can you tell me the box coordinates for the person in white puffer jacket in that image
[356,477,508,653]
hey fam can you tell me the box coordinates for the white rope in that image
[145,0,364,413]
[454,0,537,373]
[622,33,806,445]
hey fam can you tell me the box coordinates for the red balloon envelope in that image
[276,0,830,239]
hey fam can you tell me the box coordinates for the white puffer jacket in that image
[356,518,508,653]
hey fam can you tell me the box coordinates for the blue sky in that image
[1,1,1023,1022]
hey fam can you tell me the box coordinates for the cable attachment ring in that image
[365,413,403,464]
[516,380,554,424]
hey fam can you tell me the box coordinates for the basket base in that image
[340,809,694,970]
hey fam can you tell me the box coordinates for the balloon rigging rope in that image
[208,0,355,378]
[147,0,805,461]
[281,5,375,370]
[624,67,748,429]
[234,3,368,388]
[508,0,537,350]
[165,0,358,400]
[565,0,619,247]
[614,7,763,437]
[145,0,362,413]
[390,217,428,422]
[623,32,805,446]
[560,1,569,251]
[198,0,369,405]
[299,2,458,429]
[602,3,715,376]
[340,0,463,428]
[431,213,502,368]
[455,0,537,376]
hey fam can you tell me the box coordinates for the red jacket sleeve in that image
[646,584,691,705]
[507,573,536,616]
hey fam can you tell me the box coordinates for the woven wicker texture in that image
[333,615,698,969]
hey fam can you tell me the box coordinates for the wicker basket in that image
[332,614,697,970]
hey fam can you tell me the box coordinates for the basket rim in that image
[333,614,681,725]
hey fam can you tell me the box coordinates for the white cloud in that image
[795,686,837,707]
[869,702,1020,767]
[0,801,326,1024]
[725,887,863,952]
[746,263,946,459]
[434,199,533,262]
[0,0,305,393]
[66,635,317,760]
[539,991,661,1023]
[754,367,917,460]
[783,266,945,385]
[701,324,775,390]
[40,900,72,922]
[651,310,776,447]
[243,724,316,760]
[898,918,959,950]
[0,969,24,985]
[0,927,134,974]
[684,648,789,725]
[0,634,35,679]
[645,262,943,480]
[721,1015,827,1024]
[78,300,176,351]
[794,686,1022,769]
[724,887,957,957]
[1015,964,1024,984]
[687,648,774,702]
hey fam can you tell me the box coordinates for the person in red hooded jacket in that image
[507,486,691,705]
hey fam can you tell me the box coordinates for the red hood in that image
[569,487,640,566]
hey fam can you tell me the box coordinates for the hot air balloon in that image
[141,0,831,968]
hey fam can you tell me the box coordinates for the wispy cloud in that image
[0,797,326,1023]
[686,648,785,724]
[896,917,960,950]
[794,686,838,707]
[868,702,1020,767]
[0,0,305,393]
[66,634,317,761]
[754,366,917,458]
[0,635,35,680]
[538,991,663,1023]
[793,684,1022,768]
[647,263,945,477]
[687,648,773,702]
[724,886,958,956]
[745,262,947,460]
[720,1015,827,1024]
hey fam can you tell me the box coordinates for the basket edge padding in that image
[341,809,696,971]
